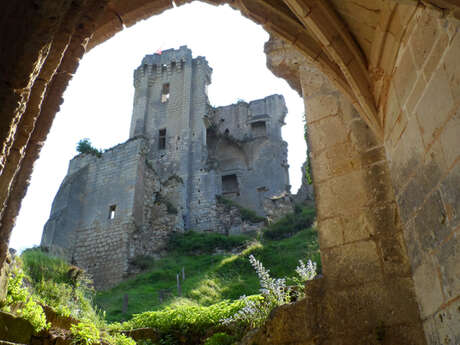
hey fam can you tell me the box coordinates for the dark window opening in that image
[251,121,267,137]
[109,205,116,219]
[161,83,170,103]
[224,128,229,135]
[159,129,166,150]
[222,174,239,194]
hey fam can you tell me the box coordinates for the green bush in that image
[1,263,49,332]
[76,139,102,157]
[216,196,265,223]
[109,298,253,344]
[263,206,315,240]
[70,320,100,345]
[129,255,155,271]
[21,248,99,323]
[168,231,250,255]
[203,332,235,345]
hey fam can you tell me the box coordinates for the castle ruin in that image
[40,46,292,289]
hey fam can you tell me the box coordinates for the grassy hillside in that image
[96,206,319,322]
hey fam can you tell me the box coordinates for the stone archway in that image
[1,1,460,343]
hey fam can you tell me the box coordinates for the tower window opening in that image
[161,83,170,103]
[108,205,116,219]
[222,174,239,194]
[159,129,166,150]
[251,121,267,137]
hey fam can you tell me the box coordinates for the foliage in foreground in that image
[1,261,49,332]
[109,298,253,344]
[21,248,101,323]
[110,254,317,345]
[221,255,316,331]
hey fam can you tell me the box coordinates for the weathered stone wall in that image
[263,193,294,223]
[208,95,290,215]
[41,138,146,288]
[264,35,426,345]
[383,6,460,343]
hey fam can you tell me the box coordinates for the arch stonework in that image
[0,1,459,343]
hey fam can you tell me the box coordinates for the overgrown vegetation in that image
[1,261,49,332]
[263,205,315,240]
[4,206,319,345]
[216,196,266,223]
[21,248,100,323]
[168,231,249,255]
[96,206,319,323]
[77,138,103,157]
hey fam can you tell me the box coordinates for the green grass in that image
[96,207,319,322]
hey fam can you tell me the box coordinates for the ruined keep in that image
[40,46,291,288]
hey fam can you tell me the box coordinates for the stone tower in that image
[129,46,212,229]
[41,46,291,288]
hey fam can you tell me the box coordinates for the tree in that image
[76,138,102,157]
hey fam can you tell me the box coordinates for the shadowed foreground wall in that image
[383,7,460,342]
[0,0,460,343]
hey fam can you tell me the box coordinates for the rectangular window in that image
[159,129,166,150]
[161,83,170,103]
[251,121,267,137]
[108,205,116,219]
[222,174,239,194]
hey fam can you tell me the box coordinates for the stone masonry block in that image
[379,232,412,278]
[341,210,374,244]
[413,254,444,318]
[414,190,449,252]
[388,115,424,192]
[440,161,460,228]
[423,30,449,83]
[430,298,460,345]
[323,278,422,335]
[435,230,460,300]
[322,240,382,287]
[416,66,454,149]
[306,94,339,123]
[308,114,348,152]
[403,218,424,271]
[439,109,460,168]
[409,10,440,70]
[393,46,418,107]
[384,83,402,140]
[318,217,343,248]
[443,30,460,104]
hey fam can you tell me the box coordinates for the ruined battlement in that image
[41,47,291,289]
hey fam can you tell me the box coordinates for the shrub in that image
[222,255,317,332]
[168,231,249,255]
[109,299,251,344]
[263,207,315,240]
[216,196,265,223]
[76,139,102,157]
[70,320,100,345]
[1,263,49,332]
[203,332,235,345]
[21,248,99,323]
[129,255,155,271]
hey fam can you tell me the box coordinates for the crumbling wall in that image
[208,96,290,215]
[383,7,460,342]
